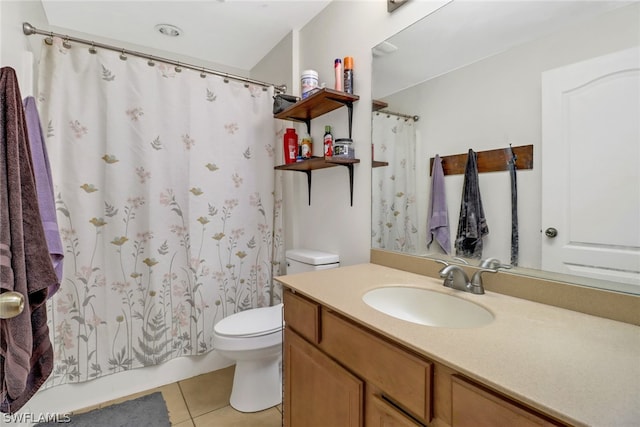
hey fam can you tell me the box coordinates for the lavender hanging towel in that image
[23,96,63,295]
[455,149,489,259]
[427,155,451,254]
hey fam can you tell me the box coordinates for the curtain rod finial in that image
[23,22,36,35]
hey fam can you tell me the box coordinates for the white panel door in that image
[541,47,640,292]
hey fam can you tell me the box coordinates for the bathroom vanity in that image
[277,263,640,427]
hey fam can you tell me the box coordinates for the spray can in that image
[343,56,354,94]
[283,128,298,164]
[324,126,334,158]
[334,59,343,92]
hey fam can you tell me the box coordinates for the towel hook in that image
[508,143,518,164]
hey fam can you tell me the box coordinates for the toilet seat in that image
[214,303,283,338]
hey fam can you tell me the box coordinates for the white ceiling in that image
[40,0,332,71]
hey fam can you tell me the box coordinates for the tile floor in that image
[76,366,283,426]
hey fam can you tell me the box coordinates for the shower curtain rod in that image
[376,109,419,122]
[22,22,287,94]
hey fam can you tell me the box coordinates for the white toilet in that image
[212,248,339,412]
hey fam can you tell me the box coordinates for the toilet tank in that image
[285,249,340,274]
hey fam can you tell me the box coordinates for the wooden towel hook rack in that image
[429,144,533,176]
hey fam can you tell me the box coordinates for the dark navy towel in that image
[507,145,518,266]
[455,149,489,259]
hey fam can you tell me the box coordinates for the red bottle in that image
[283,128,298,164]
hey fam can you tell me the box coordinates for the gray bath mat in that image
[35,392,170,427]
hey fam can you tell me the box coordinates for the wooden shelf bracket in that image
[275,157,360,206]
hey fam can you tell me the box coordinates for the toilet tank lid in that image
[214,304,283,337]
[286,249,339,265]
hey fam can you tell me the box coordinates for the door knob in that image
[0,291,25,319]
[545,227,558,238]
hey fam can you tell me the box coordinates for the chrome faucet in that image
[439,264,472,292]
[436,260,497,295]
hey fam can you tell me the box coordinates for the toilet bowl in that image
[213,248,339,413]
[213,303,284,413]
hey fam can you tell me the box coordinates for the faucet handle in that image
[435,259,449,267]
[434,259,453,287]
[479,257,512,269]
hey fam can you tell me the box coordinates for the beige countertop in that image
[276,263,640,427]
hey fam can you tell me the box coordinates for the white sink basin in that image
[362,286,494,328]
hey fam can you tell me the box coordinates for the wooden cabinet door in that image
[283,289,321,343]
[284,326,363,427]
[451,376,562,427]
[320,309,432,424]
[366,391,426,427]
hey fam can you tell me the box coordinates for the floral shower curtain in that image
[35,38,284,387]
[371,112,420,253]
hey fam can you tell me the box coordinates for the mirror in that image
[371,1,640,295]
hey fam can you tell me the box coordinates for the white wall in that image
[0,0,49,96]
[251,31,299,253]
[252,31,294,94]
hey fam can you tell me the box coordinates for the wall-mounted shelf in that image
[274,88,360,206]
[275,88,359,137]
[372,160,389,168]
[275,157,360,206]
[371,99,388,111]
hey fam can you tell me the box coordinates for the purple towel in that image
[427,155,451,254]
[23,96,63,296]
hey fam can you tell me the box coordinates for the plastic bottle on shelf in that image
[324,126,334,158]
[334,59,343,91]
[343,56,354,94]
[300,134,313,159]
[283,128,298,164]
[301,70,319,99]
